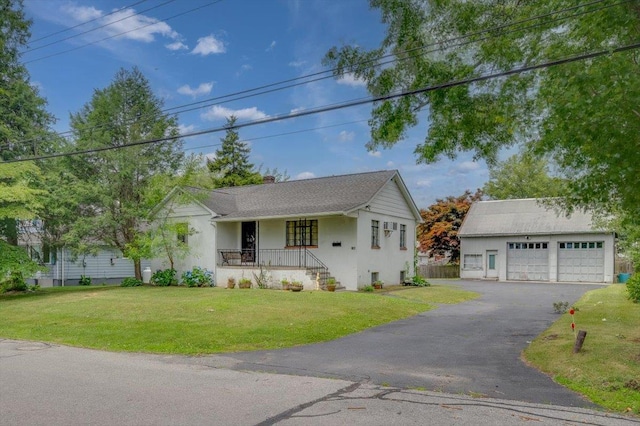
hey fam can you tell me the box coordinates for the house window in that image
[463,254,482,270]
[176,222,189,245]
[371,220,380,248]
[399,224,407,249]
[400,270,406,283]
[286,219,318,247]
[371,272,379,284]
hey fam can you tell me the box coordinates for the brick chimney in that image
[263,175,276,184]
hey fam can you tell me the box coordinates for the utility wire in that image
[5,41,639,164]
[27,0,150,45]
[23,0,223,64]
[7,0,620,151]
[25,0,177,54]
[182,119,370,153]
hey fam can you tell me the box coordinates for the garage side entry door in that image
[507,242,549,281]
[558,241,604,282]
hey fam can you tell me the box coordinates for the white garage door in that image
[507,242,549,281]
[558,241,604,282]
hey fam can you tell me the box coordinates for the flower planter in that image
[290,285,303,292]
[326,285,336,292]
[373,283,383,290]
[227,278,236,289]
[238,281,251,289]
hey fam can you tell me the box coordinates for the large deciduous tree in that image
[207,116,262,187]
[323,1,639,215]
[0,0,55,247]
[68,67,183,279]
[483,153,567,200]
[418,189,482,263]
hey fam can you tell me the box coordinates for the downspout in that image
[210,219,218,285]
[61,247,65,287]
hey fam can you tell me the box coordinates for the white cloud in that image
[63,4,102,21]
[178,124,196,134]
[289,107,305,115]
[338,130,355,142]
[204,152,216,161]
[201,105,268,121]
[102,9,179,42]
[288,60,306,68]
[177,82,213,97]
[192,35,226,56]
[266,40,276,52]
[386,161,396,168]
[166,41,188,51]
[416,179,432,187]
[337,73,366,88]
[295,172,316,180]
[61,5,181,44]
[451,161,481,175]
[368,151,382,158]
[236,64,252,77]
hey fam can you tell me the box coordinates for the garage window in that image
[463,254,482,270]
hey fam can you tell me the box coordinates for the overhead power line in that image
[27,0,150,45]
[25,0,177,54]
[5,41,639,164]
[23,0,223,64]
[7,0,621,152]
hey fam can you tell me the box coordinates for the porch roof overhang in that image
[212,210,355,222]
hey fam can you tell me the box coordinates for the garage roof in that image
[458,199,604,237]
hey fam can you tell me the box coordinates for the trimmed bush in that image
[152,269,177,287]
[121,277,142,287]
[627,273,640,303]
[0,272,28,293]
[79,275,92,286]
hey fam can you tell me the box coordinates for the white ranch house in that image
[458,199,615,283]
[151,170,422,290]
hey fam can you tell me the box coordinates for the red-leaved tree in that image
[418,189,483,263]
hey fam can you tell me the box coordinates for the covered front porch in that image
[215,248,330,290]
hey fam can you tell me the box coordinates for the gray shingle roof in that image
[458,199,603,237]
[200,170,401,221]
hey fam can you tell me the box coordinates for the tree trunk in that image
[134,258,142,280]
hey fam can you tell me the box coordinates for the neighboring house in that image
[458,199,615,283]
[18,222,149,286]
[150,170,422,290]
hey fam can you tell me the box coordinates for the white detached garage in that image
[458,199,615,283]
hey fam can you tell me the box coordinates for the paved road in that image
[1,339,636,425]
[208,280,606,407]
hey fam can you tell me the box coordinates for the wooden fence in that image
[418,264,460,279]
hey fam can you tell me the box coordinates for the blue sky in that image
[22,0,490,208]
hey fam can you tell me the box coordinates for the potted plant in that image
[281,278,290,291]
[227,277,236,289]
[289,280,303,292]
[373,280,384,290]
[238,277,252,289]
[326,277,336,292]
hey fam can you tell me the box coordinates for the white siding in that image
[149,201,216,276]
[460,233,615,282]
[40,247,151,286]
[368,179,415,220]
[356,210,415,289]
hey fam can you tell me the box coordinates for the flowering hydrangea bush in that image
[181,267,215,287]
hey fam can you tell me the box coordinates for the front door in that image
[241,222,257,263]
[486,250,498,279]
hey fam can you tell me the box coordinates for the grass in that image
[523,284,640,415]
[0,284,477,355]
[384,284,479,304]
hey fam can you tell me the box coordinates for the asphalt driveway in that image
[212,279,605,408]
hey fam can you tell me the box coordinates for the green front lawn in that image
[524,284,640,415]
[0,285,477,355]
